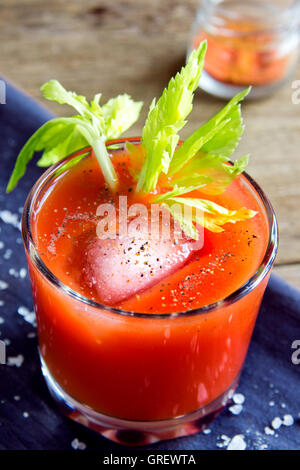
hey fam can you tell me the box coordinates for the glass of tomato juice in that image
[22,139,278,445]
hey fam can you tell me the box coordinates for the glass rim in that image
[199,0,300,35]
[22,138,278,320]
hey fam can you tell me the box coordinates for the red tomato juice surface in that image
[27,145,269,421]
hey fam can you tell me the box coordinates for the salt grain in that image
[227,435,247,450]
[9,268,19,278]
[23,411,29,418]
[27,332,36,339]
[0,210,21,230]
[71,438,86,450]
[17,306,36,326]
[264,426,275,436]
[271,417,282,430]
[7,355,24,368]
[282,414,294,427]
[0,281,8,290]
[216,434,231,448]
[203,428,211,435]
[19,268,27,279]
[233,393,245,405]
[0,317,4,324]
[3,249,13,260]
[229,404,243,415]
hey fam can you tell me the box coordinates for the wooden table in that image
[0,0,299,288]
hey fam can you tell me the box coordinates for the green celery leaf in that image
[163,201,198,240]
[136,41,207,194]
[41,80,97,119]
[172,153,249,196]
[154,176,211,202]
[102,95,143,140]
[164,196,257,236]
[54,151,90,177]
[201,105,244,156]
[6,118,73,192]
[36,124,77,167]
[168,87,250,175]
[7,81,143,192]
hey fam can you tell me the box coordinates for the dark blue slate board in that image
[0,80,299,450]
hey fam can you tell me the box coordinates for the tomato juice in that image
[23,140,276,429]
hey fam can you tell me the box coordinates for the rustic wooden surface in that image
[0,0,299,288]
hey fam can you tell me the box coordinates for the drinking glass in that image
[22,140,278,445]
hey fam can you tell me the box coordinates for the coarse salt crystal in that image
[264,426,275,436]
[229,404,243,415]
[7,355,24,368]
[282,414,294,426]
[233,393,245,405]
[71,438,86,450]
[216,435,231,448]
[19,268,27,279]
[0,210,21,230]
[203,428,211,435]
[227,435,247,450]
[271,417,282,430]
[0,281,8,290]
[17,306,36,326]
[3,249,12,260]
[9,268,19,278]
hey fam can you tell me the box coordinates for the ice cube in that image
[83,225,197,305]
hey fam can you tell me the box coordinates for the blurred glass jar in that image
[188,0,300,99]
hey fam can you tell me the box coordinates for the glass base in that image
[41,356,239,446]
[199,69,294,100]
